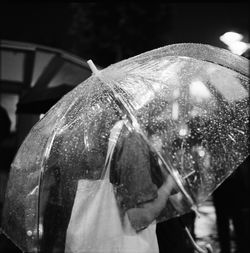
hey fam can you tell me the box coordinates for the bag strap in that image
[102,119,125,179]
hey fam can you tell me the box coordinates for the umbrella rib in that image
[107,88,196,208]
[237,74,249,90]
[36,130,58,250]
[128,72,167,87]
[89,65,197,209]
[204,80,230,111]
[35,93,83,245]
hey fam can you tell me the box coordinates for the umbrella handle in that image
[183,226,213,253]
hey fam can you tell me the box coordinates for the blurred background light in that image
[178,124,189,137]
[220,31,250,55]
[189,80,211,101]
[219,31,243,44]
[227,41,250,55]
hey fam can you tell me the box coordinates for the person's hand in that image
[158,158,179,195]
[161,171,180,196]
[166,173,180,194]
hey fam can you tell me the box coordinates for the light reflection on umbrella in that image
[1,43,249,253]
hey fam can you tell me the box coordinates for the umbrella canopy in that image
[1,43,249,252]
[16,84,74,114]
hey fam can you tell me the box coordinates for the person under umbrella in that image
[39,91,202,253]
[1,43,248,253]
[40,92,184,253]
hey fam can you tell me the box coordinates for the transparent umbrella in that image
[1,43,249,253]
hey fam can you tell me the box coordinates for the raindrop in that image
[198,149,205,157]
[178,124,189,137]
[179,129,186,136]
[233,128,245,135]
[228,134,236,143]
[27,230,32,237]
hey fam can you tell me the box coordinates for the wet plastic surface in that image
[1,43,249,252]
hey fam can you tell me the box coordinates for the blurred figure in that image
[156,211,196,253]
[213,156,249,253]
[0,105,11,220]
[0,105,22,253]
[0,105,11,141]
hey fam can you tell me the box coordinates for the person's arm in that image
[114,130,177,232]
[127,174,176,231]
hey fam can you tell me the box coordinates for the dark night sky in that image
[0,3,72,48]
[168,3,249,47]
[1,3,249,65]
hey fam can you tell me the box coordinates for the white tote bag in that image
[65,120,159,253]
